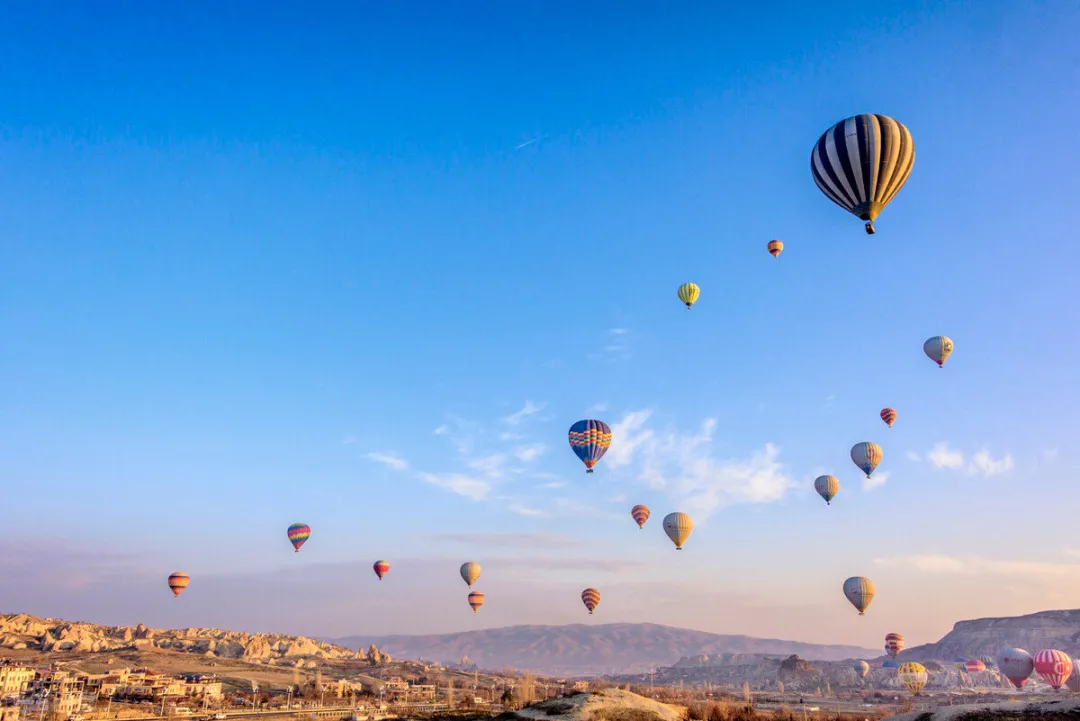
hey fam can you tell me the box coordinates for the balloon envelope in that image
[996,647,1034,689]
[924,336,954,367]
[287,523,311,552]
[767,240,784,258]
[467,591,485,614]
[1033,649,1073,691]
[885,633,905,658]
[581,588,601,614]
[167,572,190,598]
[897,662,928,695]
[880,408,897,427]
[460,562,481,588]
[843,576,875,615]
[568,420,612,473]
[854,661,870,679]
[373,560,390,580]
[662,512,694,550]
[850,442,883,478]
[677,282,700,309]
[630,504,650,529]
[814,475,839,505]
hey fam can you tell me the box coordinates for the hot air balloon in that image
[842,576,875,615]
[167,572,190,598]
[885,633,905,658]
[460,562,481,588]
[854,661,870,680]
[897,662,928,695]
[814,475,840,505]
[467,591,485,614]
[850,442,882,479]
[924,336,954,368]
[880,408,897,427]
[373,560,390,580]
[568,420,612,473]
[1065,660,1080,692]
[677,283,700,310]
[631,505,650,529]
[662,512,694,550]
[966,659,987,673]
[287,523,311,552]
[996,647,1034,689]
[767,240,784,258]
[810,114,915,235]
[581,588,601,615]
[1033,649,1073,691]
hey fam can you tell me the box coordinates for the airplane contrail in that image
[514,135,547,150]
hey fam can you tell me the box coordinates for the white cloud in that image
[342,435,358,445]
[609,328,628,335]
[466,453,506,478]
[499,432,526,441]
[1064,548,1080,560]
[365,452,409,471]
[416,472,490,501]
[863,470,889,491]
[905,451,921,461]
[610,493,627,503]
[513,444,547,463]
[503,401,545,426]
[508,503,549,518]
[603,409,795,519]
[874,554,1080,579]
[433,425,449,435]
[874,554,966,574]
[588,402,609,413]
[922,442,1013,477]
[538,480,567,489]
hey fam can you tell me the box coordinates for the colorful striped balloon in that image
[880,407,897,427]
[1033,649,1073,691]
[581,588,601,615]
[568,420,612,473]
[167,572,190,598]
[850,442,883,479]
[630,504,650,529]
[373,560,390,580]
[767,239,784,258]
[467,591,485,614]
[287,523,311,552]
[885,632,904,658]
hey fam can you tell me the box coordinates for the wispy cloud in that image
[863,470,889,491]
[513,134,547,150]
[415,471,490,500]
[342,435,358,445]
[508,503,549,518]
[922,442,1014,477]
[513,444,547,463]
[609,328,628,335]
[588,402,609,414]
[589,328,632,362]
[538,480,567,489]
[603,410,795,519]
[427,532,576,549]
[503,401,546,426]
[905,451,921,461]
[365,452,409,471]
[874,553,1080,579]
[466,453,506,478]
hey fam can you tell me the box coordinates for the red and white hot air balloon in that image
[1033,649,1073,691]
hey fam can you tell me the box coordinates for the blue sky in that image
[2,0,1079,650]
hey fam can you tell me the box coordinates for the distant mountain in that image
[331,623,878,677]
[900,608,1080,662]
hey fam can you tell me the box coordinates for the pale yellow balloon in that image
[460,562,481,588]
[662,512,694,550]
[843,576,876,615]
[677,282,700,309]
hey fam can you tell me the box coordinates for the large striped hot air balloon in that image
[373,560,390,580]
[880,408,897,427]
[767,240,784,258]
[924,336,954,368]
[850,442,882,479]
[460,562,481,588]
[810,114,915,235]
[581,588,601,615]
[965,659,987,673]
[287,523,311,552]
[897,662,928,695]
[467,591,485,614]
[1033,649,1073,691]
[677,283,700,309]
[843,576,875,615]
[885,633,905,658]
[167,572,190,598]
[662,512,694,550]
[814,475,840,505]
[853,661,870,680]
[630,505,650,529]
[996,647,1034,689]
[568,420,612,473]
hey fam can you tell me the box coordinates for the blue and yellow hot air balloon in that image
[568,420,612,473]
[814,475,840,505]
[850,442,882,479]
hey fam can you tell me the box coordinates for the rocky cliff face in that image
[901,609,1080,662]
[0,614,376,665]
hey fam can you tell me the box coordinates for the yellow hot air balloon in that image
[460,562,481,588]
[923,336,954,368]
[767,240,784,258]
[167,572,190,598]
[581,588,601,615]
[843,576,875,615]
[897,662,928,695]
[630,504,650,529]
[677,282,700,310]
[467,591,485,614]
[662,512,694,550]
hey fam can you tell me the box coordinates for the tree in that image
[777,682,785,694]
[824,682,831,697]
[742,682,751,704]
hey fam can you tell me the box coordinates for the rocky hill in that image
[0,614,366,667]
[510,688,685,721]
[886,699,1080,721]
[333,623,878,676]
[900,609,1080,662]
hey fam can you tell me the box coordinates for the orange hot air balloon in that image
[373,560,390,580]
[581,588,601,615]
[467,591,485,614]
[880,408,897,427]
[630,504,650,529]
[767,240,784,258]
[167,572,190,598]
